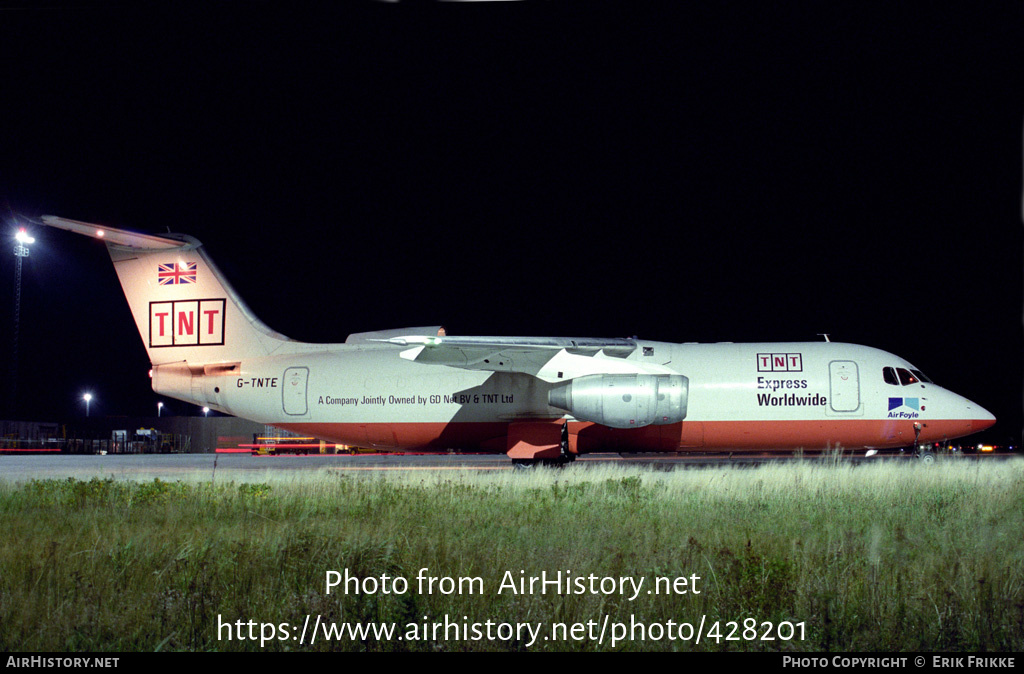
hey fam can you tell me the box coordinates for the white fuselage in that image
[161,340,993,454]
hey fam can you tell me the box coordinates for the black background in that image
[1,2,1020,444]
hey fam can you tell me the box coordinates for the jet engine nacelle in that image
[547,373,688,429]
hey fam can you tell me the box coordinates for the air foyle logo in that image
[149,299,226,347]
[888,397,921,419]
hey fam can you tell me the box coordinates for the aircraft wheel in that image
[917,450,937,464]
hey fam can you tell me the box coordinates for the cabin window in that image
[883,367,899,385]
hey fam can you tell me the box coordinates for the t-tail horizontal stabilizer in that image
[40,216,188,250]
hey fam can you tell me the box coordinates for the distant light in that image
[202,406,210,416]
[96,230,105,238]
[15,229,35,245]
[83,393,92,402]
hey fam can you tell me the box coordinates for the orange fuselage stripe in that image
[272,418,989,455]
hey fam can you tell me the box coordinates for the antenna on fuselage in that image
[817,333,831,342]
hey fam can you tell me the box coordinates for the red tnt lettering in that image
[178,311,194,336]
[774,355,786,369]
[149,299,223,348]
[204,309,219,334]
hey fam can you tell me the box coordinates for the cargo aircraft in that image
[38,216,995,464]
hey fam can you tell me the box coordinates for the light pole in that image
[12,228,34,415]
[157,401,164,417]
[83,393,92,417]
[202,406,210,417]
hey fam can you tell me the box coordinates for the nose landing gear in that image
[912,422,937,464]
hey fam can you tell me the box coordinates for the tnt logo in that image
[757,353,803,372]
[149,299,226,348]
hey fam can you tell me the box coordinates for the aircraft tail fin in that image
[40,216,299,366]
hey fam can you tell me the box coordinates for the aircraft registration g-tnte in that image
[40,216,996,464]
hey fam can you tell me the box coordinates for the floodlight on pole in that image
[202,406,210,417]
[12,227,34,416]
[157,401,164,417]
[83,393,93,417]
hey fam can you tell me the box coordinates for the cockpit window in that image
[896,367,919,386]
[886,365,932,386]
[910,369,932,384]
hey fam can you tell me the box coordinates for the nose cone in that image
[920,390,997,443]
[971,404,997,433]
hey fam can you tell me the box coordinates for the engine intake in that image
[548,373,688,429]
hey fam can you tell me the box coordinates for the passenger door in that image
[829,360,860,412]
[283,367,309,416]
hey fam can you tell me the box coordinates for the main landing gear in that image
[511,421,577,469]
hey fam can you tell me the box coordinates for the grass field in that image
[1,459,1022,652]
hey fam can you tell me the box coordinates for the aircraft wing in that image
[376,335,645,381]
[346,326,446,345]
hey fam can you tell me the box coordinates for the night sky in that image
[1,3,1021,445]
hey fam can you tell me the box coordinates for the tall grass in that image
[0,460,1021,651]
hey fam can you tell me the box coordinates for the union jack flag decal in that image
[158,262,197,285]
